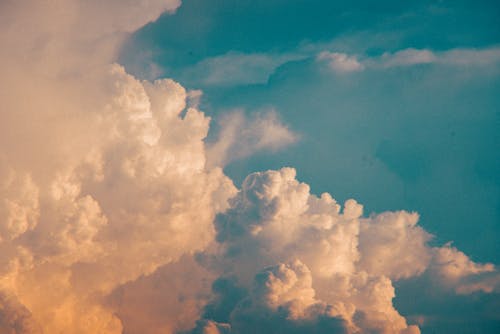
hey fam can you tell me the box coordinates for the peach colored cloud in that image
[0,2,498,334]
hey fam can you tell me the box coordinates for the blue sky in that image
[121,0,500,264]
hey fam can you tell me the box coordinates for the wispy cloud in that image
[207,110,299,167]
[182,52,304,86]
[314,47,500,73]
[376,47,500,68]
[317,51,365,73]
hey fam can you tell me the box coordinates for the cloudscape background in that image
[0,1,498,333]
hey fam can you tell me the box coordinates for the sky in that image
[0,1,499,334]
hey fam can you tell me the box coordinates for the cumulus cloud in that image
[189,168,499,334]
[206,111,298,168]
[0,1,236,332]
[228,260,350,334]
[428,244,500,294]
[1,1,498,333]
[0,62,237,331]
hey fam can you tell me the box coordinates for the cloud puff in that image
[206,111,298,168]
[0,63,239,332]
[428,245,499,294]
[228,260,350,334]
[317,52,364,73]
[189,168,498,333]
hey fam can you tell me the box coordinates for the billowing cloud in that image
[0,58,240,330]
[0,1,236,332]
[189,168,499,333]
[1,1,498,333]
[227,260,350,334]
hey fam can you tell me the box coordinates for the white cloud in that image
[317,52,364,73]
[228,260,351,334]
[0,1,237,332]
[428,244,499,294]
[1,1,498,333]
[316,47,500,72]
[379,49,437,67]
[206,111,298,168]
[375,47,500,68]
[438,48,500,66]
[0,62,238,332]
[191,167,498,333]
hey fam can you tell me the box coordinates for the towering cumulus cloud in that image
[191,168,499,333]
[0,1,234,333]
[0,1,498,333]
